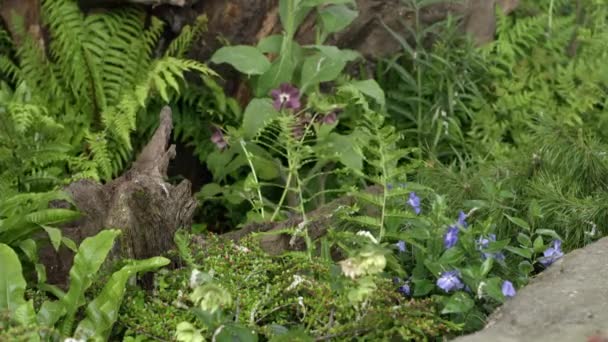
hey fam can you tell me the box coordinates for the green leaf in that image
[480,257,493,277]
[199,183,223,198]
[214,323,258,342]
[319,5,358,34]
[347,79,385,107]
[0,244,36,325]
[175,322,204,342]
[518,260,533,276]
[485,277,505,302]
[412,278,434,296]
[211,46,271,75]
[269,327,313,341]
[516,233,532,247]
[300,53,347,93]
[255,52,297,97]
[257,35,283,54]
[325,133,363,170]
[532,236,545,253]
[59,230,122,336]
[535,229,562,241]
[504,214,530,231]
[438,247,465,265]
[75,257,170,340]
[441,292,474,314]
[504,246,533,259]
[42,225,62,251]
[241,98,280,138]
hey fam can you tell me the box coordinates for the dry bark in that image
[41,106,197,286]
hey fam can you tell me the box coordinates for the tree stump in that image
[41,106,197,286]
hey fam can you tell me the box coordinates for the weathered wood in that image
[222,186,382,256]
[41,106,197,286]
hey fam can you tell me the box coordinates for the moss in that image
[116,234,461,341]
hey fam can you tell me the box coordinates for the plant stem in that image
[240,139,265,219]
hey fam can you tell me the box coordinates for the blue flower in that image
[477,234,505,261]
[444,226,459,249]
[538,240,564,267]
[457,211,468,228]
[396,240,407,253]
[398,284,411,296]
[407,192,421,215]
[502,280,516,298]
[437,270,464,293]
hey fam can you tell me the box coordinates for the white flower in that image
[356,230,378,244]
[234,245,251,253]
[286,274,307,291]
[190,269,203,289]
[64,339,85,342]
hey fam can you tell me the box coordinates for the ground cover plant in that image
[1,0,607,341]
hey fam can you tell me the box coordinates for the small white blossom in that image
[234,245,251,253]
[190,269,203,289]
[286,274,308,291]
[64,339,85,342]
[356,230,378,244]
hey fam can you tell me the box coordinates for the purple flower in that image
[477,234,505,260]
[457,211,468,228]
[396,240,407,253]
[407,192,421,215]
[444,226,459,249]
[210,127,228,150]
[436,270,464,293]
[398,284,411,296]
[322,111,338,125]
[502,280,516,298]
[270,83,301,111]
[538,240,564,267]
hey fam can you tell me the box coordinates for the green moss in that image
[117,234,461,341]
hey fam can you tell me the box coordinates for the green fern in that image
[0,0,216,185]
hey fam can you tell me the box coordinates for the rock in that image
[453,237,608,342]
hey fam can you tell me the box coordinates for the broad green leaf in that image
[325,133,362,171]
[279,0,312,34]
[504,246,533,259]
[504,214,530,231]
[42,225,62,251]
[255,52,297,97]
[535,229,562,241]
[0,244,36,325]
[75,257,170,341]
[439,247,465,265]
[25,208,80,225]
[347,79,385,107]
[214,323,258,342]
[516,233,532,247]
[485,277,505,302]
[533,236,545,253]
[300,53,346,93]
[241,98,280,138]
[518,260,534,276]
[441,292,474,314]
[199,183,223,198]
[59,230,122,336]
[175,322,204,342]
[257,35,283,54]
[211,46,271,75]
[412,278,434,297]
[319,5,358,34]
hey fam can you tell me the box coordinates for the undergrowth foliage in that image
[0,0,214,191]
